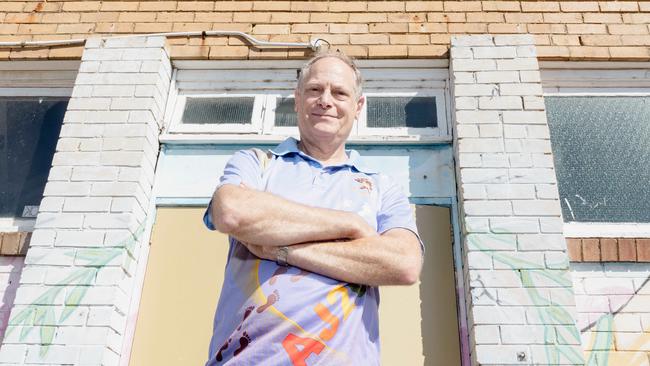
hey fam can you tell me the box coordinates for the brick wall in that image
[572,263,650,365]
[451,34,583,365]
[0,36,170,365]
[1,1,649,60]
[568,238,650,263]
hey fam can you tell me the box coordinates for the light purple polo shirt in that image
[203,137,420,366]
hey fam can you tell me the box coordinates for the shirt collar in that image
[270,137,377,174]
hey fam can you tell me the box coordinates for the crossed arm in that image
[211,184,423,286]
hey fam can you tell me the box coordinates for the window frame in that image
[541,61,650,237]
[163,60,452,144]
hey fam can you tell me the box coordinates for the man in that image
[203,51,423,365]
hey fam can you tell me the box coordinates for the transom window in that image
[164,60,450,141]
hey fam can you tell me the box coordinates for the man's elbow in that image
[212,186,244,234]
[396,253,422,285]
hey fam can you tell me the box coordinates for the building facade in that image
[0,1,649,365]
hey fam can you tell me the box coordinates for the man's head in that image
[294,51,365,148]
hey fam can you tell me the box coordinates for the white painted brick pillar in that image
[0,36,170,365]
[450,35,585,366]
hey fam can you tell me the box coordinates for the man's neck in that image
[297,139,348,166]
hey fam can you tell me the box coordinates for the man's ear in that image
[355,95,365,118]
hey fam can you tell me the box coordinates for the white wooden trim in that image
[159,133,453,145]
[540,61,650,69]
[544,88,650,96]
[173,59,448,70]
[0,60,80,71]
[541,67,650,89]
[564,222,650,238]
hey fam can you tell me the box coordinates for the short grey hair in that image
[296,51,363,99]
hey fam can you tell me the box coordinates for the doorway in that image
[129,205,461,365]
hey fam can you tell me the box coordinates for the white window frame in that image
[358,90,447,137]
[0,61,78,232]
[541,61,650,238]
[162,59,452,144]
[169,93,265,134]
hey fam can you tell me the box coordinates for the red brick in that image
[80,12,120,23]
[248,48,287,60]
[428,12,467,23]
[618,239,637,261]
[171,45,209,60]
[48,45,84,60]
[505,13,543,23]
[522,1,560,12]
[582,238,600,261]
[232,12,271,23]
[481,1,521,12]
[157,12,195,23]
[599,1,638,12]
[368,44,408,58]
[637,239,650,262]
[579,35,623,46]
[368,1,404,12]
[139,1,177,11]
[552,35,581,46]
[270,12,310,24]
[569,46,610,59]
[209,45,249,59]
[101,2,139,11]
[390,34,429,44]
[566,24,607,34]
[448,23,488,33]
[95,22,135,33]
[466,12,505,23]
[193,11,233,22]
[133,23,173,33]
[409,23,447,33]
[5,13,42,24]
[291,1,328,12]
[444,1,482,12]
[177,1,214,11]
[406,2,443,11]
[388,13,426,23]
[329,2,367,12]
[348,13,388,23]
[408,45,448,58]
[488,23,526,34]
[608,24,649,35]
[600,238,618,261]
[543,13,584,24]
[370,23,409,33]
[291,23,328,34]
[171,22,213,32]
[62,1,101,11]
[583,13,623,24]
[560,1,599,12]
[309,13,349,23]
[253,1,290,11]
[330,24,368,34]
[350,34,388,45]
[213,1,252,11]
[566,238,582,261]
[334,45,368,58]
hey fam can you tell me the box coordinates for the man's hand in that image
[241,241,277,262]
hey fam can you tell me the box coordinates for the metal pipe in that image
[0,31,323,51]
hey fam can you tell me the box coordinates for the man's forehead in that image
[302,58,356,84]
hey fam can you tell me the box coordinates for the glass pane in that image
[275,97,297,127]
[182,97,254,124]
[367,97,437,129]
[0,97,68,217]
[546,96,650,223]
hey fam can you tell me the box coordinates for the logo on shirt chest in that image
[354,177,373,193]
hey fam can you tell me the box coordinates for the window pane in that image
[0,97,68,217]
[275,97,297,127]
[182,97,254,124]
[546,96,650,223]
[367,97,437,128]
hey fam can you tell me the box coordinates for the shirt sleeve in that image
[376,175,425,254]
[203,149,263,230]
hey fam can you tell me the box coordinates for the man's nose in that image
[317,89,333,108]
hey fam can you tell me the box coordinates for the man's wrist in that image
[276,246,290,266]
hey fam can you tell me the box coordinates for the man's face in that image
[294,57,365,145]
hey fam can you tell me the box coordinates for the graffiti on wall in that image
[468,233,650,366]
[5,224,144,357]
